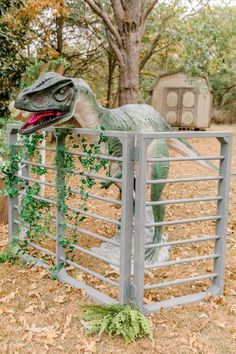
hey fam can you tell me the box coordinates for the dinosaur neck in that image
[73,94,100,129]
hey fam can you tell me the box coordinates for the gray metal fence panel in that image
[132,130,232,314]
[6,124,233,313]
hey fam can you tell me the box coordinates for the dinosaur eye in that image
[54,87,69,101]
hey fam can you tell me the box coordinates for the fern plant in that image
[81,304,153,343]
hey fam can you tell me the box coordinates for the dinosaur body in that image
[14,72,199,263]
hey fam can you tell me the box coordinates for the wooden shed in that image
[151,71,213,129]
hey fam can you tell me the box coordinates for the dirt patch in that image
[0,124,236,353]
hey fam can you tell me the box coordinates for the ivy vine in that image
[1,127,112,270]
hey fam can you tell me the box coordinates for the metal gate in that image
[7,124,232,313]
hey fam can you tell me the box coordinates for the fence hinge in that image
[127,283,137,300]
[130,146,139,161]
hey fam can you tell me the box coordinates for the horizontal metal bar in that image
[27,242,56,257]
[21,160,56,170]
[147,176,223,184]
[71,170,122,184]
[14,208,56,224]
[18,191,56,205]
[143,291,209,314]
[67,205,121,226]
[60,257,119,287]
[14,218,119,246]
[21,161,122,188]
[146,215,221,228]
[42,215,56,223]
[66,149,122,162]
[57,270,117,305]
[13,220,56,241]
[14,143,56,152]
[65,223,120,246]
[146,196,222,206]
[42,126,134,138]
[65,242,119,267]
[69,187,121,206]
[45,232,56,241]
[145,235,220,249]
[8,124,232,139]
[19,175,56,188]
[138,131,232,139]
[144,273,218,290]
[147,155,224,163]
[144,253,219,269]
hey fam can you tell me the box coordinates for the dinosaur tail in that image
[167,138,218,172]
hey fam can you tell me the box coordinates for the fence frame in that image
[6,124,233,312]
[133,131,232,314]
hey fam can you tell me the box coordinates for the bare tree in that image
[83,0,159,105]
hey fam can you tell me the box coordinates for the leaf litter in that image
[0,124,236,353]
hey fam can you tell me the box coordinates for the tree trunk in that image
[84,0,147,105]
[115,2,142,106]
[106,52,116,108]
[118,40,141,106]
[56,15,64,55]
[119,22,141,106]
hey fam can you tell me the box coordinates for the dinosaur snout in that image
[14,94,30,111]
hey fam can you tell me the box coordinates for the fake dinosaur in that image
[14,72,211,263]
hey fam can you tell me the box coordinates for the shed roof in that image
[153,70,213,92]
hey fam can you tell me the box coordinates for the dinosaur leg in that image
[145,139,169,263]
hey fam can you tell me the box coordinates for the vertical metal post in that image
[18,134,30,242]
[212,135,232,294]
[56,131,66,266]
[133,134,149,310]
[119,134,135,304]
[7,127,19,242]
[39,133,46,196]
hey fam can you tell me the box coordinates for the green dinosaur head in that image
[14,72,93,134]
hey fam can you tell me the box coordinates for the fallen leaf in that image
[75,338,97,353]
[53,295,67,304]
[0,292,16,303]
[24,304,38,313]
[216,321,226,329]
[28,290,41,299]
[0,239,8,247]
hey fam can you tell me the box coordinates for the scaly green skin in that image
[15,72,172,263]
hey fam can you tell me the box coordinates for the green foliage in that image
[0,238,20,264]
[180,7,234,78]
[210,68,236,110]
[20,182,50,241]
[20,58,68,89]
[0,1,28,116]
[81,304,153,343]
[1,125,111,269]
[54,130,111,260]
[0,117,9,159]
[0,144,22,197]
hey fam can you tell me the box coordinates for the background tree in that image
[0,0,28,117]
[1,0,236,119]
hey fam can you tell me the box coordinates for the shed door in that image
[163,88,197,127]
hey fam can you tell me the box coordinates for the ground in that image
[0,124,235,354]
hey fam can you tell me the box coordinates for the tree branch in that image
[142,0,159,30]
[83,0,122,47]
[106,28,124,67]
[140,33,162,71]
[140,13,173,70]
[111,0,124,31]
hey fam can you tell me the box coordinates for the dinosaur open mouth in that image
[19,110,68,134]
